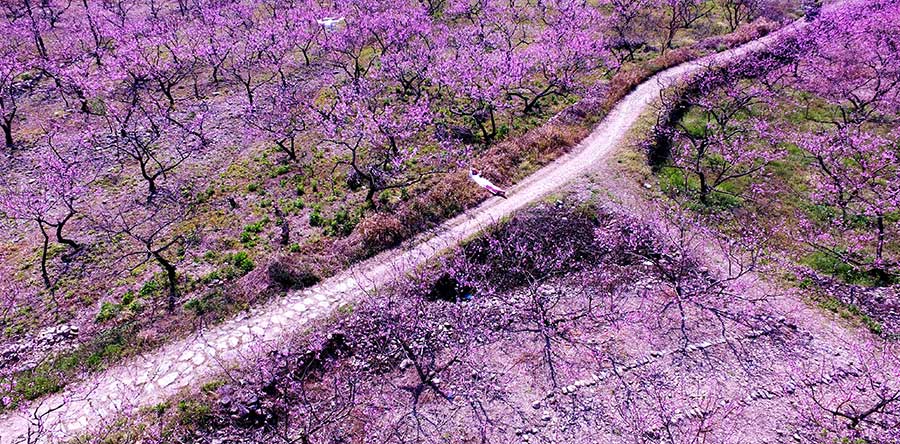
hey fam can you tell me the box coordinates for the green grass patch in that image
[96,290,144,323]
[176,400,212,426]
[818,296,883,335]
[272,164,291,177]
[224,252,255,276]
[802,251,882,287]
[184,291,226,317]
[1,323,139,410]
[658,166,743,211]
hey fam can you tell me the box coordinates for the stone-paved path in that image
[0,21,809,443]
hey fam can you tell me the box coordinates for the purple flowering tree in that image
[0,134,91,289]
[798,127,900,284]
[318,79,454,205]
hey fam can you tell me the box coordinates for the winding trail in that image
[0,22,808,443]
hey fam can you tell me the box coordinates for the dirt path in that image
[0,22,810,443]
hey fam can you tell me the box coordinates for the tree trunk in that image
[161,85,175,109]
[876,214,885,265]
[147,177,158,200]
[872,214,891,285]
[365,185,377,206]
[277,140,297,161]
[2,122,13,150]
[698,172,710,204]
[211,62,222,86]
[662,12,678,55]
[55,209,80,253]
[153,252,179,312]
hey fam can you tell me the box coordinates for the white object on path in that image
[469,169,507,198]
[316,17,345,29]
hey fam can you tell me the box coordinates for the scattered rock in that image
[157,372,180,388]
[36,324,79,346]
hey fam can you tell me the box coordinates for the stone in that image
[191,353,206,366]
[157,372,179,388]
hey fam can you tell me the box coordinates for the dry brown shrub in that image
[649,47,699,72]
[603,47,699,112]
[233,254,323,303]
[351,212,406,255]
[401,170,481,231]
[604,67,653,112]
[699,17,778,52]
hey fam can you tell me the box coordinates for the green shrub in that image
[201,380,225,393]
[803,252,879,287]
[138,279,160,298]
[309,204,324,227]
[96,302,121,323]
[244,217,269,234]
[818,296,884,335]
[184,297,210,316]
[150,402,169,415]
[85,333,127,371]
[225,252,255,275]
[239,231,256,245]
[176,400,212,426]
[273,164,291,176]
[196,187,215,203]
[98,289,146,323]
[200,270,221,284]
[325,209,358,237]
[184,292,224,317]
[121,291,135,306]
[16,371,62,400]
